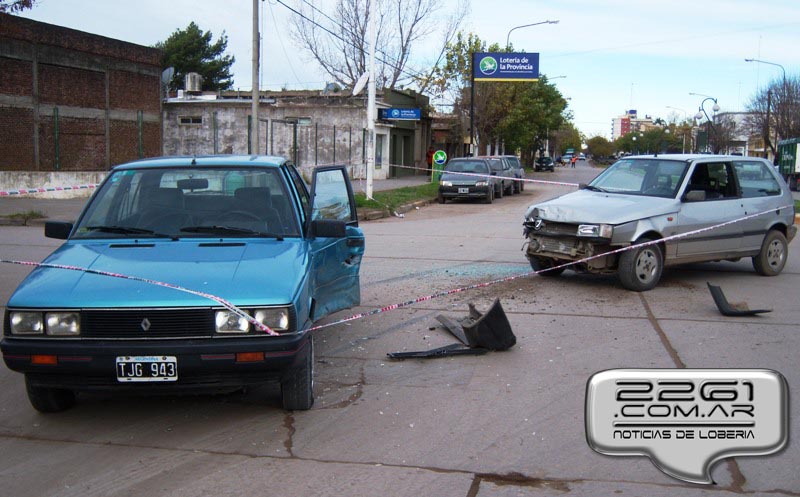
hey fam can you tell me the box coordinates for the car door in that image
[674,161,745,259]
[733,159,787,252]
[307,166,364,321]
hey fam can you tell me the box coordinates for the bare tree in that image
[745,75,800,155]
[290,0,467,92]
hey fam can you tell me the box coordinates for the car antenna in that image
[191,156,197,165]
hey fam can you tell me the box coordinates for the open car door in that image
[307,166,365,321]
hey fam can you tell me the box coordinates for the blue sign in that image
[473,52,539,82]
[380,108,421,120]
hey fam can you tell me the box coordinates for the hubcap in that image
[767,239,785,269]
[635,249,658,283]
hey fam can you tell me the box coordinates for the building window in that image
[179,116,203,125]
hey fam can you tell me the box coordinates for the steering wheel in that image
[220,210,263,222]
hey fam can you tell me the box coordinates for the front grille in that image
[82,308,215,339]
[537,222,580,236]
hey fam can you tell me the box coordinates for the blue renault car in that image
[1,156,364,412]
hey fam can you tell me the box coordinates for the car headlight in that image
[577,224,613,238]
[215,310,251,333]
[253,308,290,332]
[9,312,44,335]
[215,307,292,334]
[476,181,488,187]
[45,312,80,336]
[440,180,452,187]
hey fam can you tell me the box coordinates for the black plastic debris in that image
[388,299,516,360]
[707,282,772,317]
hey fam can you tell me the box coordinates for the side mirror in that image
[311,219,347,238]
[45,221,73,240]
[683,190,706,202]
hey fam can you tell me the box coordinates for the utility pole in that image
[365,4,376,198]
[251,0,259,155]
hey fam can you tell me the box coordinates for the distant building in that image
[162,88,432,180]
[0,14,162,172]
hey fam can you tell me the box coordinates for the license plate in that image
[116,356,178,382]
[458,187,469,194]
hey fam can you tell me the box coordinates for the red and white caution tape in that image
[0,259,277,335]
[1,204,793,336]
[0,184,100,197]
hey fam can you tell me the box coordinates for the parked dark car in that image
[535,156,555,172]
[438,157,497,203]
[499,155,526,192]
[2,156,365,412]
[482,156,516,197]
[523,154,796,291]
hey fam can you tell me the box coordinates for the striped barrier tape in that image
[0,184,100,197]
[1,204,791,336]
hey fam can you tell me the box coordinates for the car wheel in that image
[506,182,514,196]
[25,376,75,413]
[528,256,565,277]
[281,336,314,411]
[618,238,663,291]
[496,183,504,199]
[437,193,446,204]
[752,230,788,276]
[484,188,494,204]
[519,180,525,192]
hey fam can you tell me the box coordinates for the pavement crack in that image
[282,412,295,458]
[639,292,685,368]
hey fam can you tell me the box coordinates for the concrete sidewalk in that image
[0,174,433,225]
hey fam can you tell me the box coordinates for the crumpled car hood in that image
[8,240,308,308]
[526,190,679,225]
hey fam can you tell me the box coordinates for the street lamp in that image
[506,20,559,48]
[745,58,786,82]
[745,58,786,160]
[690,93,720,153]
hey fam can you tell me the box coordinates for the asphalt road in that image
[0,159,798,496]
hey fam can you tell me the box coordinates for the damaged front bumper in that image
[523,221,622,272]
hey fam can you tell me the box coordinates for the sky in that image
[18,0,800,139]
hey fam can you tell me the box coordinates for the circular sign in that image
[479,56,498,76]
[433,150,448,165]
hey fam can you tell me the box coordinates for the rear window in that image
[445,160,489,174]
[733,160,782,197]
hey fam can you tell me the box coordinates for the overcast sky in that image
[19,0,800,139]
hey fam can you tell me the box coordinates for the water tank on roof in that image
[185,72,203,93]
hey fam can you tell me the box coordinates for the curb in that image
[357,198,436,221]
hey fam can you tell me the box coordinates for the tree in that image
[586,135,614,159]
[431,33,570,158]
[0,0,37,13]
[745,74,800,156]
[155,22,235,92]
[290,0,467,92]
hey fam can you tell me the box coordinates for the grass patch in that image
[3,210,46,225]
[355,181,439,211]
[795,199,800,212]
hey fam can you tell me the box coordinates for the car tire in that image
[519,179,525,192]
[506,182,514,196]
[528,256,565,277]
[618,238,663,291]
[281,336,314,411]
[752,230,788,276]
[25,376,75,413]
[437,193,446,204]
[484,188,494,204]
[496,183,504,199]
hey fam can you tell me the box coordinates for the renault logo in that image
[141,318,151,331]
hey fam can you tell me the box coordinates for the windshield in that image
[74,167,300,239]
[589,158,689,198]
[445,160,489,174]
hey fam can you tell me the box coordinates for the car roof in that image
[112,155,289,171]
[621,154,769,162]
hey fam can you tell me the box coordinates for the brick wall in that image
[0,13,162,172]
